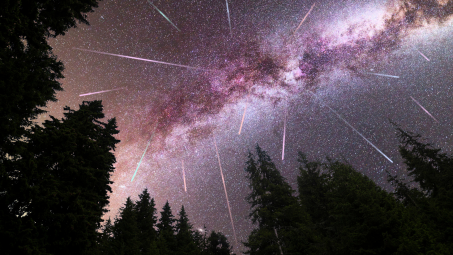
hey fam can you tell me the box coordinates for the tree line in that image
[243,128,453,254]
[99,189,233,255]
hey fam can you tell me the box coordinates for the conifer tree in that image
[0,0,100,148]
[175,205,198,255]
[244,145,311,254]
[99,218,115,255]
[157,201,177,255]
[113,197,140,255]
[0,1,102,253]
[297,155,406,254]
[136,189,159,255]
[10,101,119,254]
[206,231,232,255]
[388,128,453,253]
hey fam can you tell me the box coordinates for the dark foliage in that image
[100,194,234,255]
[0,1,104,254]
[244,130,453,255]
[1,100,119,255]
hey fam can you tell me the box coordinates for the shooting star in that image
[182,159,187,192]
[146,0,180,31]
[225,0,232,34]
[282,105,288,161]
[368,72,400,79]
[416,49,430,62]
[131,133,155,182]
[213,137,239,251]
[293,3,315,36]
[238,99,248,135]
[74,48,210,71]
[310,92,393,163]
[410,96,439,123]
[79,88,124,97]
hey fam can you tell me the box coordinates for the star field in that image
[44,0,453,253]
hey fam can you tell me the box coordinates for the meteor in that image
[79,88,124,97]
[225,0,232,34]
[416,49,430,62]
[282,105,288,161]
[310,92,393,163]
[213,137,239,250]
[293,3,315,36]
[410,96,439,123]
[146,0,180,31]
[182,159,187,192]
[131,123,157,182]
[368,72,400,79]
[238,99,248,135]
[131,133,155,182]
[74,48,210,71]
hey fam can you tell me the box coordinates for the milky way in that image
[47,0,453,253]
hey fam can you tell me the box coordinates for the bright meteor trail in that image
[310,92,393,163]
[238,99,248,135]
[416,49,430,62]
[74,48,209,71]
[146,0,180,31]
[293,3,315,36]
[131,133,155,182]
[79,88,124,97]
[225,0,232,34]
[368,72,400,79]
[282,105,288,161]
[213,137,238,251]
[410,96,439,123]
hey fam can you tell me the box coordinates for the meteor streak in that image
[131,132,155,182]
[182,159,187,192]
[146,0,180,31]
[410,96,439,123]
[416,49,430,62]
[368,72,400,79]
[74,48,210,71]
[293,3,315,36]
[213,137,238,251]
[238,99,248,135]
[310,92,393,163]
[225,0,232,34]
[282,105,288,161]
[79,88,124,97]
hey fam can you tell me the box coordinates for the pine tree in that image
[113,197,140,255]
[9,101,119,254]
[297,155,407,254]
[0,1,102,253]
[244,145,311,255]
[99,218,115,255]
[175,205,199,255]
[193,225,208,254]
[206,231,232,255]
[396,127,453,203]
[0,0,100,148]
[157,201,177,255]
[136,189,159,255]
[387,128,453,253]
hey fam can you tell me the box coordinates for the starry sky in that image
[44,0,453,253]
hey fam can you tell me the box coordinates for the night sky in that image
[43,0,453,253]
